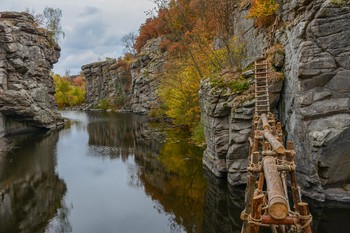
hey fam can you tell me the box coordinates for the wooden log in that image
[286,150,301,206]
[261,113,270,130]
[257,173,265,192]
[261,215,296,225]
[263,156,288,219]
[250,194,265,233]
[297,202,312,233]
[263,141,270,151]
[262,150,278,157]
[263,130,286,154]
[241,152,260,233]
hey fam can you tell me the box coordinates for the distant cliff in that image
[201,0,350,202]
[0,12,64,135]
[82,59,132,110]
[82,37,164,114]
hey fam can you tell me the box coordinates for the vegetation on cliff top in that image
[132,0,279,138]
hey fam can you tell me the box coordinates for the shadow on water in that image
[0,132,69,233]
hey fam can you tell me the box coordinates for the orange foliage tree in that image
[247,0,280,26]
[134,0,248,135]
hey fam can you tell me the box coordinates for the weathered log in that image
[297,202,312,233]
[261,215,296,225]
[261,113,270,130]
[250,194,265,233]
[241,152,260,233]
[263,156,288,219]
[263,130,286,154]
[286,143,302,206]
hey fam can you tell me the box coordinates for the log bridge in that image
[240,61,312,233]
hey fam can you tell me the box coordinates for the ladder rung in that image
[255,91,268,93]
[256,104,269,107]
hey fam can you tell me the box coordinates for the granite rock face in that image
[130,37,165,114]
[277,0,350,202]
[202,0,350,202]
[201,77,283,186]
[82,59,132,110]
[82,37,164,114]
[0,12,63,132]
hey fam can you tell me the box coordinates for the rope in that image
[247,214,270,227]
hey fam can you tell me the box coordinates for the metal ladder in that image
[254,61,270,116]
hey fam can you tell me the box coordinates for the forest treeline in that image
[127,0,279,139]
[53,73,86,108]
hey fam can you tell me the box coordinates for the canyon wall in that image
[82,37,164,114]
[0,12,64,134]
[82,59,132,110]
[201,0,350,202]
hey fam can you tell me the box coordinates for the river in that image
[0,111,349,233]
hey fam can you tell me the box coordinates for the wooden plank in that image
[263,156,288,220]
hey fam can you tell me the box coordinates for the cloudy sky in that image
[0,0,155,75]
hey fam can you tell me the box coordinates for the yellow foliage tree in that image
[53,74,86,108]
[248,0,280,18]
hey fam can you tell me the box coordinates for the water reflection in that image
[86,111,207,233]
[1,111,350,233]
[0,132,68,233]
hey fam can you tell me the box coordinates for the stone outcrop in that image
[277,0,350,202]
[0,12,64,132]
[201,0,350,202]
[82,59,132,110]
[130,37,165,114]
[82,37,165,114]
[201,73,283,185]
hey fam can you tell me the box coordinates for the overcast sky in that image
[0,0,155,75]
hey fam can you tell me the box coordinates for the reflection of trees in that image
[87,112,146,160]
[87,112,138,147]
[134,126,207,233]
[0,132,69,233]
[203,169,245,233]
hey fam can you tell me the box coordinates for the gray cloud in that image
[1,0,155,75]
[79,6,100,17]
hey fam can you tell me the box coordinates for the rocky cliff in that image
[0,12,64,134]
[201,0,350,202]
[82,59,132,110]
[82,37,164,114]
[130,37,165,114]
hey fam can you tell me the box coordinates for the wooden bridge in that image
[240,60,312,233]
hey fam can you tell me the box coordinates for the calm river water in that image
[0,111,349,233]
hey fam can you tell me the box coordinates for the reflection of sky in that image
[52,111,176,233]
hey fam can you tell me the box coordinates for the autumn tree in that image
[135,0,249,134]
[43,7,65,42]
[121,32,137,55]
[247,0,280,27]
[53,74,86,108]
